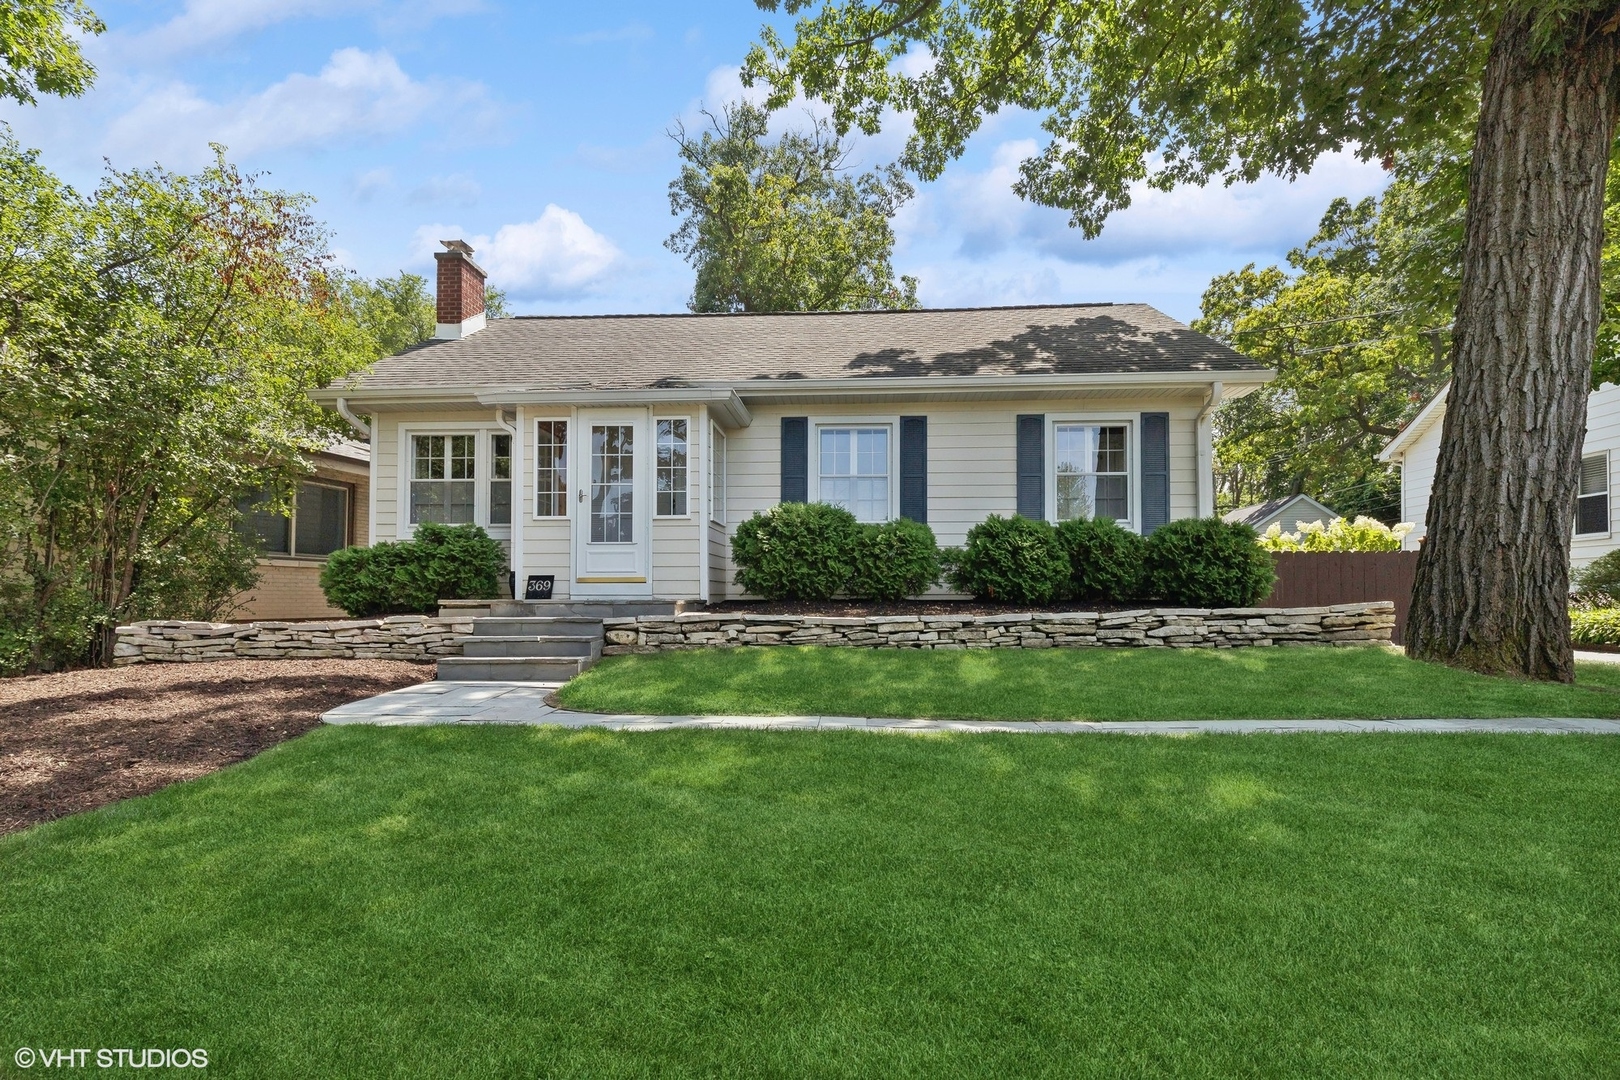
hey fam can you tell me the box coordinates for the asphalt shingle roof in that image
[337,303,1265,393]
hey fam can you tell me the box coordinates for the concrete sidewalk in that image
[320,681,1620,735]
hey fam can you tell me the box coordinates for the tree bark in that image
[1406,6,1620,680]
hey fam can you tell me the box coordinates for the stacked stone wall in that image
[113,616,470,665]
[602,603,1396,654]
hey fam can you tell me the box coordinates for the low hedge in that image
[1571,605,1620,646]
[1142,517,1276,608]
[1056,517,1145,603]
[946,515,1071,605]
[320,522,505,617]
[732,503,941,601]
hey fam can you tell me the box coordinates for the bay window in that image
[410,434,476,525]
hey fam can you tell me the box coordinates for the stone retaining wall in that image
[603,602,1396,654]
[112,616,471,665]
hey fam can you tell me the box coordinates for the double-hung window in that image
[819,427,890,523]
[535,420,568,517]
[710,426,727,524]
[236,481,351,558]
[410,434,476,525]
[1054,423,1129,524]
[656,419,689,516]
[1578,451,1610,536]
[489,434,512,526]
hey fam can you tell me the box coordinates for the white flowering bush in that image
[1258,516,1415,553]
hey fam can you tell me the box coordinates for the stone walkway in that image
[320,682,1620,735]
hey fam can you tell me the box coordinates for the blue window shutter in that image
[1016,414,1044,519]
[899,416,927,523]
[781,417,808,503]
[1141,412,1170,533]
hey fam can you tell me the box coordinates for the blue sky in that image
[1,0,1390,322]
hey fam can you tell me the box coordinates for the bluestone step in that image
[436,656,591,682]
[459,635,603,659]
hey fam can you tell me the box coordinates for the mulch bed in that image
[0,659,433,837]
[700,600,1151,617]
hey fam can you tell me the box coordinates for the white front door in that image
[573,411,651,596]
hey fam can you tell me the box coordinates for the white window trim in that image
[397,422,511,538]
[653,415,695,519]
[1045,414,1140,533]
[532,416,571,521]
[1577,448,1611,539]
[710,422,728,526]
[810,415,900,523]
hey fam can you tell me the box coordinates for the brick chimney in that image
[434,239,487,339]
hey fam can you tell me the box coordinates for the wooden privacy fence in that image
[1263,552,1420,644]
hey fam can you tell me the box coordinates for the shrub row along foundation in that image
[113,616,471,665]
[603,602,1396,653]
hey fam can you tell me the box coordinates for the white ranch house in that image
[1380,381,1620,569]
[314,241,1274,603]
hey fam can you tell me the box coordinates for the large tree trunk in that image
[1406,7,1620,681]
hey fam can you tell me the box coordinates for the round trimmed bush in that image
[1141,517,1275,607]
[321,522,505,617]
[947,514,1070,604]
[849,518,941,601]
[1056,517,1146,603]
[731,502,859,600]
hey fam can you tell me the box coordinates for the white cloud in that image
[102,49,493,168]
[412,206,622,299]
[127,0,485,57]
[350,167,393,201]
[565,22,655,46]
[409,172,482,206]
[938,140,1390,265]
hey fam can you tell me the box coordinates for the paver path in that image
[321,682,1620,735]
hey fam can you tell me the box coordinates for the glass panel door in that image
[591,424,635,543]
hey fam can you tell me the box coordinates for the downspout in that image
[1195,382,1223,518]
[335,397,371,439]
[699,404,711,605]
[495,408,522,601]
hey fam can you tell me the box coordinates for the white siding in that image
[1394,383,1620,567]
[369,396,1208,601]
[714,398,1205,596]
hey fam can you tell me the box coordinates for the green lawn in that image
[4,726,1619,1076]
[556,645,1620,721]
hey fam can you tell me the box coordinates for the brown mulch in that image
[700,599,1148,617]
[0,659,433,837]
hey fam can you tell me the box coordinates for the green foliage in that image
[0,135,375,669]
[1055,517,1145,603]
[1259,516,1415,552]
[1143,518,1276,608]
[320,523,504,617]
[947,515,1070,604]
[746,2,1492,238]
[1573,550,1620,597]
[341,272,510,360]
[1570,605,1620,646]
[849,518,941,600]
[731,502,861,600]
[1194,159,1462,521]
[666,101,918,312]
[0,0,105,104]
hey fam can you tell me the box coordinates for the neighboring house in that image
[233,441,371,619]
[1222,494,1338,534]
[1380,382,1619,567]
[311,240,1273,603]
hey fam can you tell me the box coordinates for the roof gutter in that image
[334,397,371,439]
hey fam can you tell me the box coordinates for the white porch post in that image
[512,405,525,599]
[698,403,710,604]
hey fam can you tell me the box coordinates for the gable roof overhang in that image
[313,369,1271,430]
[1379,384,1449,463]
